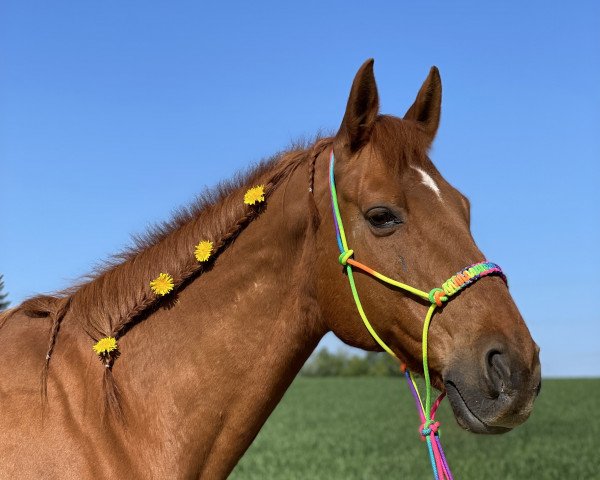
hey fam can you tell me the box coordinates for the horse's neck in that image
[117,158,327,478]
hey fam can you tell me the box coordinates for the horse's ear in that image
[404,66,442,142]
[337,59,380,153]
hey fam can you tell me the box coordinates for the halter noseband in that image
[329,149,506,480]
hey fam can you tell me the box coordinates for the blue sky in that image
[1,1,598,376]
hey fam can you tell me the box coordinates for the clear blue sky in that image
[1,1,598,376]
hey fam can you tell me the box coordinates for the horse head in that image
[317,59,541,434]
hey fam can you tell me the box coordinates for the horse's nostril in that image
[535,380,542,397]
[485,349,511,396]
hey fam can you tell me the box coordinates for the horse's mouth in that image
[444,381,511,435]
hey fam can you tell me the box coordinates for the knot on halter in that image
[420,420,441,437]
[338,249,354,266]
[428,288,448,307]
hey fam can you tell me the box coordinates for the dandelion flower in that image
[194,240,213,262]
[150,272,174,296]
[93,337,118,356]
[244,185,265,205]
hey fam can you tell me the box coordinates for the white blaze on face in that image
[412,166,441,199]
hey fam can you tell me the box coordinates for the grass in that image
[231,377,600,479]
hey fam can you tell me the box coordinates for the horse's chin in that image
[444,381,512,435]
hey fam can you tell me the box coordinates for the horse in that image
[0,59,541,479]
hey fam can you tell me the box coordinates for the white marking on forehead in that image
[412,166,441,199]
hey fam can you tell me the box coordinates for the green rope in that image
[422,304,437,415]
[346,265,398,358]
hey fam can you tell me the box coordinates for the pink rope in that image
[428,428,445,478]
[429,392,452,480]
[408,379,453,479]
[431,392,446,418]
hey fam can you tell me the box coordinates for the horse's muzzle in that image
[443,340,542,434]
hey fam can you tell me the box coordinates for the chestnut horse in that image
[0,60,540,478]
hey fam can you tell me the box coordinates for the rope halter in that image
[328,150,507,480]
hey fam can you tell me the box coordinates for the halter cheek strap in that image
[329,150,506,480]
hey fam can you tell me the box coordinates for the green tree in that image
[341,355,370,376]
[365,352,402,377]
[301,348,402,377]
[302,348,349,376]
[0,275,9,311]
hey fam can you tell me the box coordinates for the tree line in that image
[301,348,402,377]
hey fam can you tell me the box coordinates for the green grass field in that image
[231,378,599,479]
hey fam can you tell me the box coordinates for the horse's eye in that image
[366,207,402,229]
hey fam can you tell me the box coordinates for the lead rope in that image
[328,150,506,480]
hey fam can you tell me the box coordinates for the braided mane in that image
[14,137,332,415]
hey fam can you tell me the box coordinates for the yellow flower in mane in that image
[93,336,118,356]
[150,272,174,296]
[244,185,265,205]
[194,240,213,262]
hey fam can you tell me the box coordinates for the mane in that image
[12,115,421,417]
[15,135,332,415]
[15,118,424,350]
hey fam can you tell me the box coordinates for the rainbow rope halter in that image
[328,150,506,480]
